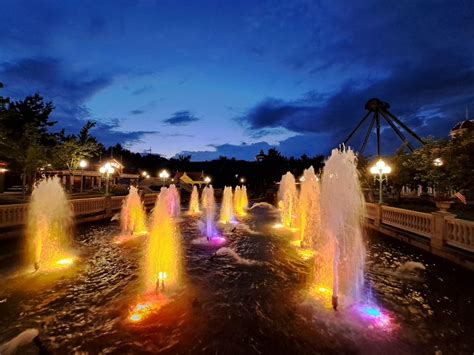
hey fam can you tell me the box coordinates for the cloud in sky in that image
[1,0,473,160]
[163,110,200,126]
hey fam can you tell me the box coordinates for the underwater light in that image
[273,223,284,229]
[56,258,74,266]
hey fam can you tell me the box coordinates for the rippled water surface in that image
[0,206,473,354]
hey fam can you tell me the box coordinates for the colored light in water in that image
[354,304,394,331]
[56,257,74,266]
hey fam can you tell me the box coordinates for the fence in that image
[0,193,159,228]
[366,202,474,269]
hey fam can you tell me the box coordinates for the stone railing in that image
[0,193,159,228]
[0,203,28,228]
[445,217,474,253]
[380,206,433,238]
[72,197,107,216]
[366,202,474,270]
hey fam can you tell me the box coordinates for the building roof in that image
[174,171,205,183]
[451,119,474,131]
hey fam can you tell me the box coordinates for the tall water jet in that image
[297,167,320,248]
[233,186,241,215]
[189,185,200,214]
[26,177,74,271]
[120,186,146,235]
[164,184,180,218]
[239,186,248,215]
[219,186,234,223]
[317,147,365,310]
[277,172,298,227]
[202,185,217,239]
[143,188,182,294]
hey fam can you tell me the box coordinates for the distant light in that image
[433,158,443,167]
[299,176,305,182]
[146,174,150,179]
[142,171,148,177]
[79,159,88,168]
[99,167,106,174]
[371,159,391,175]
[159,170,170,179]
[240,177,245,183]
[204,176,211,183]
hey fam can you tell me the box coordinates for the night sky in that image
[1,1,473,160]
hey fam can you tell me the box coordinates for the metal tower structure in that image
[344,98,425,155]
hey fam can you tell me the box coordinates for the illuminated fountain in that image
[164,184,180,218]
[26,177,74,271]
[143,188,182,293]
[202,185,218,240]
[277,172,298,228]
[131,188,183,322]
[219,186,234,224]
[233,186,241,215]
[297,167,320,248]
[315,147,365,310]
[120,186,146,236]
[239,185,248,215]
[189,185,200,214]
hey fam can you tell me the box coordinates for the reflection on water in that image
[0,207,473,354]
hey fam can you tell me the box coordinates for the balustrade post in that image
[105,196,112,217]
[374,204,382,228]
[431,210,456,250]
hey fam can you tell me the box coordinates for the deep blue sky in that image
[1,0,473,160]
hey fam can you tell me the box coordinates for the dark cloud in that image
[163,110,200,126]
[0,56,155,146]
[130,109,145,115]
[240,49,474,156]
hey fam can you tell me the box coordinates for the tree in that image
[0,94,56,196]
[53,121,101,190]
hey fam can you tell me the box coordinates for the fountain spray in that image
[27,177,74,271]
[319,147,365,310]
[277,172,298,227]
[220,186,234,223]
[120,186,146,235]
[189,185,200,214]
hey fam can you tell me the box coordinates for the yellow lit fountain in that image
[233,185,248,216]
[219,186,234,223]
[120,186,146,236]
[277,172,298,228]
[131,187,183,322]
[297,167,320,249]
[189,185,200,214]
[26,176,75,271]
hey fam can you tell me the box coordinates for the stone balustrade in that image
[380,206,433,238]
[0,193,159,229]
[366,202,474,270]
[445,217,474,253]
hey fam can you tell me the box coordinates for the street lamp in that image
[99,162,115,195]
[204,176,211,185]
[79,159,88,193]
[159,169,170,185]
[370,159,391,204]
[433,158,443,167]
[240,177,246,184]
[142,171,148,177]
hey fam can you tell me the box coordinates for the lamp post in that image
[370,159,391,204]
[99,162,115,195]
[204,176,211,185]
[240,177,246,184]
[79,159,88,193]
[159,169,170,185]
